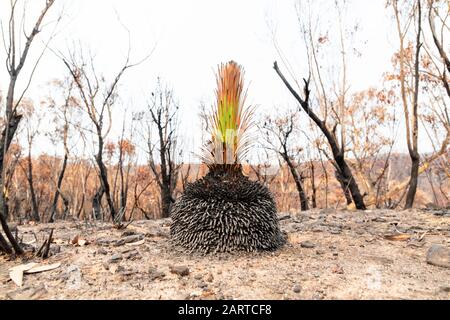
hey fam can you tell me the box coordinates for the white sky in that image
[1,0,436,160]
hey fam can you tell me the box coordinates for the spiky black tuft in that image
[170,170,286,253]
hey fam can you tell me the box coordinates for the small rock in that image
[333,252,339,257]
[312,293,325,300]
[121,230,137,237]
[426,244,450,268]
[148,267,165,281]
[205,273,214,282]
[110,265,125,274]
[194,274,203,280]
[300,241,316,249]
[316,249,325,255]
[198,280,208,289]
[440,286,450,293]
[121,234,145,244]
[170,265,190,277]
[108,253,123,263]
[96,238,115,246]
[97,248,108,255]
[123,250,140,260]
[292,284,301,293]
[278,213,291,221]
[432,210,449,217]
[114,239,125,246]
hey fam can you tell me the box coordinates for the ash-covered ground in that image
[1,209,449,300]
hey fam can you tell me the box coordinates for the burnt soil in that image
[0,209,449,300]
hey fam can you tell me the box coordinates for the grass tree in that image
[170,61,285,253]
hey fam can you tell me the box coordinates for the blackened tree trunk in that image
[0,204,22,254]
[62,39,144,223]
[404,0,422,209]
[161,184,174,218]
[0,0,56,255]
[335,168,353,205]
[92,186,104,220]
[147,83,180,219]
[335,154,366,209]
[77,193,85,219]
[49,151,68,222]
[119,156,127,219]
[310,161,317,208]
[0,114,24,254]
[284,155,309,211]
[158,125,175,218]
[26,149,40,222]
[95,127,116,220]
[274,62,366,210]
[0,232,12,254]
[261,112,309,212]
[405,152,420,209]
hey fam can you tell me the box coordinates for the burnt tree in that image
[274,62,366,210]
[261,112,309,211]
[0,0,56,254]
[146,82,181,218]
[62,46,146,222]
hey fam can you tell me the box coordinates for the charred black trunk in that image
[161,184,174,218]
[273,62,367,210]
[0,113,24,254]
[0,232,12,254]
[335,169,353,205]
[310,162,317,209]
[334,155,366,209]
[26,149,40,222]
[92,186,104,220]
[170,167,286,253]
[284,156,309,211]
[405,152,420,209]
[49,152,68,223]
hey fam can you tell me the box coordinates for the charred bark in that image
[26,148,40,222]
[96,129,116,220]
[283,155,309,211]
[274,62,366,209]
[404,0,422,209]
[310,161,317,209]
[92,186,104,220]
[49,151,68,222]
[0,113,24,254]
[335,168,353,205]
